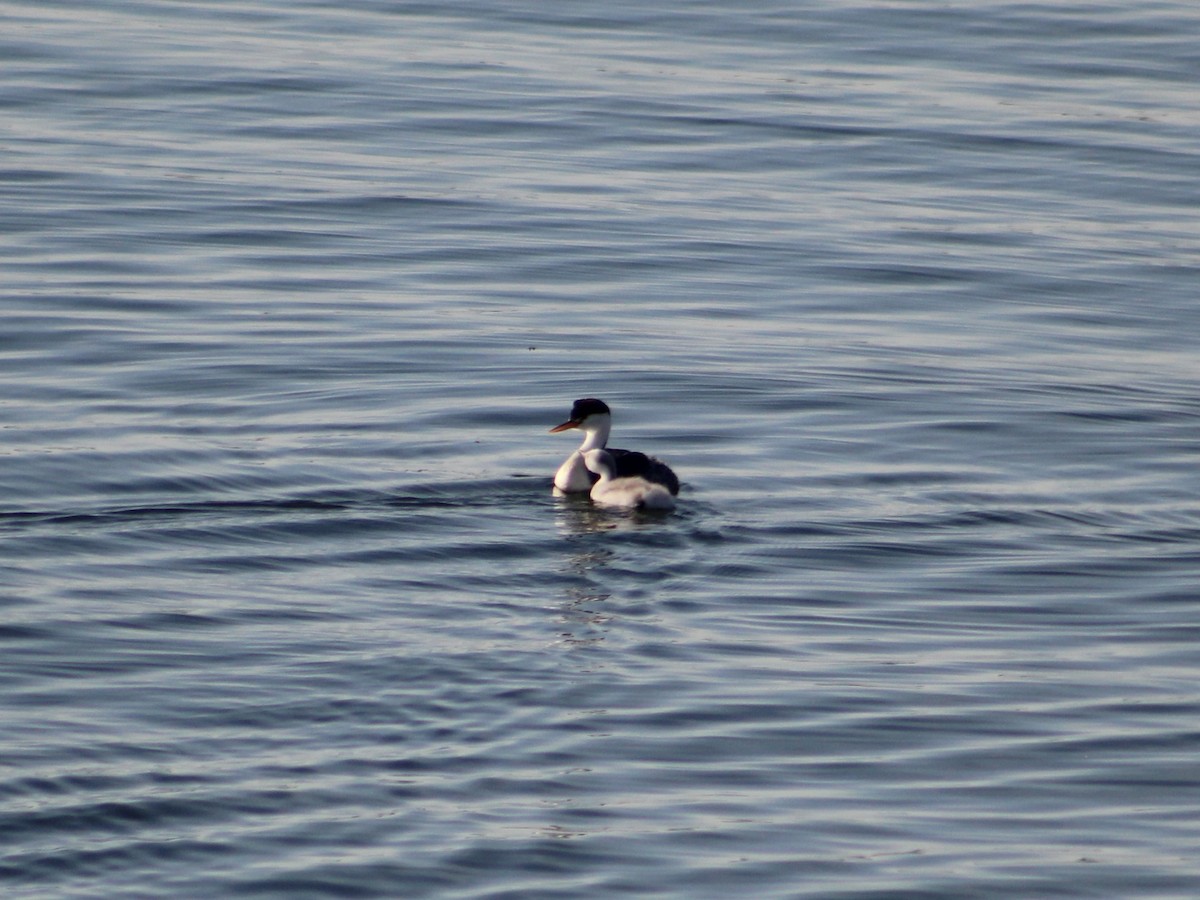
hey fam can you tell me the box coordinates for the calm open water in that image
[3,1,1200,897]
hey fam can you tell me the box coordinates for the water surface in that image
[3,1,1200,897]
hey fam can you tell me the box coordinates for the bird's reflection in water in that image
[552,491,670,537]
[549,491,676,649]
[549,497,616,647]
[555,587,613,648]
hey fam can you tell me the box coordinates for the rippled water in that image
[4,1,1200,897]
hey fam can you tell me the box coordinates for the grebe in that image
[582,449,676,511]
[549,398,680,495]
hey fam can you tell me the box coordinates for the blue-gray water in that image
[4,1,1200,897]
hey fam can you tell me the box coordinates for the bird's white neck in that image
[577,414,612,452]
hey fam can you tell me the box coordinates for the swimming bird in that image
[549,398,680,495]
[582,449,676,511]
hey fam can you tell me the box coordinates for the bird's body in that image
[582,449,676,511]
[549,398,680,497]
